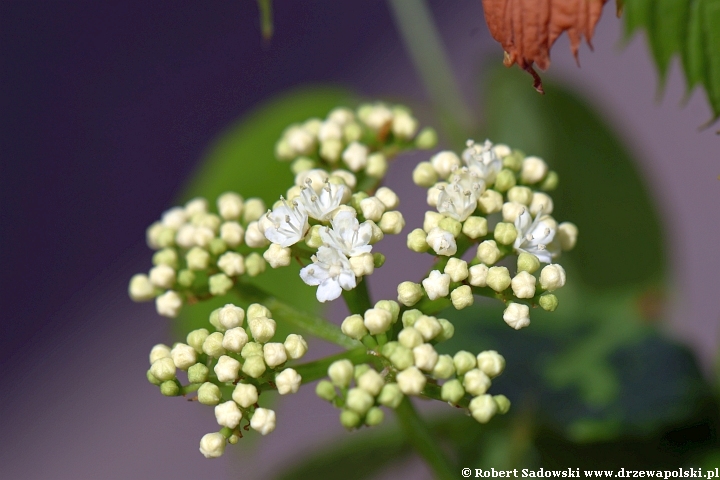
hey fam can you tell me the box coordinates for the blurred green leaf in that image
[482,66,665,289]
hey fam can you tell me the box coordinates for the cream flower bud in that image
[287,126,315,155]
[476,240,502,265]
[377,383,403,408]
[245,253,266,277]
[423,211,444,232]
[249,316,276,343]
[430,151,461,178]
[437,318,455,342]
[414,316,442,341]
[319,120,343,141]
[232,383,258,408]
[558,222,578,251]
[426,227,457,256]
[507,186,533,205]
[367,219,385,244]
[129,274,155,302]
[511,271,536,299]
[149,344,171,364]
[263,343,288,368]
[463,368,491,396]
[397,281,423,306]
[218,304,245,330]
[396,366,427,395]
[415,127,438,149]
[517,252,540,274]
[346,388,374,415]
[412,161,438,187]
[329,107,355,126]
[328,359,354,388]
[240,198,264,224]
[342,314,369,340]
[398,327,424,349]
[284,334,308,360]
[275,368,301,394]
[389,345,414,370]
[216,252,244,277]
[215,355,241,383]
[375,187,400,210]
[187,329,209,354]
[539,264,566,291]
[250,408,276,435]
[441,379,465,403]
[478,190,503,214]
[494,222,518,245]
[451,285,474,310]
[413,343,439,371]
[366,152,388,178]
[198,382,222,405]
[319,139,343,162]
[242,355,266,378]
[444,258,468,282]
[477,350,506,378]
[248,303,271,320]
[193,226,215,248]
[217,192,244,220]
[343,122,362,142]
[379,211,405,234]
[161,207,186,229]
[185,247,209,271]
[530,192,553,216]
[521,156,548,184]
[349,252,375,277]
[263,243,291,269]
[453,351,476,375]
[359,197,385,222]
[149,264,175,289]
[407,228,429,253]
[342,142,369,171]
[494,394,511,414]
[469,394,498,423]
[392,111,418,139]
[244,221,268,248]
[215,400,242,428]
[462,216,488,239]
[150,357,176,381]
[155,291,183,318]
[364,308,393,335]
[220,221,244,247]
[222,327,248,353]
[170,343,197,370]
[203,332,226,357]
[432,354,456,379]
[185,197,208,216]
[468,264,489,287]
[426,182,445,208]
[503,302,530,329]
[208,273,233,296]
[357,369,384,396]
[199,432,226,458]
[502,201,526,223]
[422,270,451,300]
[486,266,511,292]
[438,217,462,237]
[375,299,400,322]
[304,224,323,249]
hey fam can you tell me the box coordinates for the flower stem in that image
[395,397,456,480]
[342,279,373,315]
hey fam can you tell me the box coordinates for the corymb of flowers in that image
[129,102,577,458]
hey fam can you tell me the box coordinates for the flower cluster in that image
[403,140,577,329]
[145,302,308,458]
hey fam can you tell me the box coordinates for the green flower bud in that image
[412,161,438,187]
[152,248,178,268]
[375,300,400,322]
[373,252,386,267]
[340,409,362,430]
[155,227,175,248]
[397,281,423,306]
[353,364,371,382]
[346,388,374,415]
[503,151,524,171]
[389,345,414,370]
[177,269,195,288]
[350,192,369,211]
[367,221,384,244]
[146,369,162,386]
[463,368,491,396]
[469,394,498,424]
[377,383,404,408]
[228,434,240,445]
[517,252,540,274]
[435,318,455,342]
[365,406,385,426]
[208,308,224,331]
[358,369,385,396]
[209,273,233,296]
[291,157,315,174]
[494,222,518,245]
[451,285,474,310]
[241,355,266,378]
[401,309,422,327]
[476,240,502,265]
[341,314,368,340]
[198,382,222,405]
[188,363,210,383]
[381,341,399,358]
[441,378,465,403]
[241,342,263,358]
[507,186,533,205]
[366,152,388,178]
[540,171,559,191]
[160,380,181,396]
[187,328,209,354]
[316,380,337,401]
[453,351,476,375]
[202,332,226,357]
[415,127,438,149]
[186,247,210,271]
[247,303,271,320]
[406,228,429,253]
[242,198,266,223]
[328,359,354,388]
[438,217,462,238]
[462,216,488,239]
[432,354,456,379]
[413,316,442,341]
[478,190,503,214]
[539,294,559,312]
[493,394,511,414]
[493,168,517,192]
[343,122,362,143]
[398,327,423,349]
[245,253,266,277]
[486,266,511,292]
[209,238,228,256]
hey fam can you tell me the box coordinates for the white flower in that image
[300,246,357,302]
[422,270,450,300]
[250,408,276,435]
[275,368,302,395]
[297,181,347,221]
[320,210,373,257]
[425,227,457,256]
[263,198,309,248]
[436,167,484,221]
[513,208,558,264]
[462,139,502,185]
[199,433,226,458]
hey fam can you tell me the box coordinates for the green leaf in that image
[648,0,689,83]
[482,66,665,289]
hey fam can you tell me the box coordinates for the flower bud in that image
[511,271,536,299]
[398,327,423,349]
[521,156,548,184]
[208,273,233,296]
[358,369,385,396]
[517,252,540,274]
[444,258,468,282]
[186,247,210,271]
[366,220,384,244]
[249,316,276,343]
[494,222,518,245]
[215,355,241,383]
[263,342,288,368]
[441,379,465,403]
[275,368,302,395]
[359,197,385,222]
[316,380,337,401]
[342,314,369,340]
[381,341,399,358]
[396,366,427,395]
[469,394,498,423]
[215,400,242,428]
[397,281,423,306]
[328,359,354,388]
[365,407,385,426]
[374,300,399,322]
[507,186,533,205]
[557,222,578,251]
[177,269,195,287]
[430,151,461,178]
[425,226,457,256]
[202,332,226,357]
[422,211,444,232]
[239,198,264,224]
[153,248,178,269]
[462,216,488,239]
[478,189,503,214]
[291,157,316,175]
[149,264,175,289]
[413,344,439,371]
[232,383,259,408]
[389,346,414,370]
[414,316,442,341]
[451,285,474,310]
[263,243,291,268]
[247,303,272,320]
[184,329,208,354]
[217,192,244,220]
[412,161,438,187]
[199,432,226,458]
[453,351,476,375]
[198,382,223,405]
[432,354,455,379]
[129,274,155,302]
[160,380,180,396]
[530,192,553,216]
[342,142,369,171]
[468,264,489,287]
[463,368,491,396]
[379,211,405,234]
[539,293,559,311]
[494,394,511,414]
[220,221,244,248]
[149,343,171,364]
[171,343,197,370]
[364,308,393,335]
[493,168,517,192]
[503,302,530,330]
[346,387,374,414]
[366,152,388,178]
[340,409,361,430]
[242,355,266,378]
[353,364,371,382]
[188,363,210,383]
[415,127,437,149]
[244,221,268,248]
[436,318,455,342]
[422,270,451,300]
[540,170,559,191]
[477,350,505,378]
[486,266,511,292]
[218,304,245,330]
[217,252,245,277]
[540,264,566,291]
[378,383,404,408]
[476,240,502,265]
[284,334,308,360]
[241,342,263,358]
[438,216,462,237]
[375,187,400,209]
[401,309,422,327]
[150,357,176,382]
[155,291,183,318]
[349,252,375,277]
[250,408,276,435]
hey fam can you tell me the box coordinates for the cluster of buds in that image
[403,140,578,329]
[145,303,308,458]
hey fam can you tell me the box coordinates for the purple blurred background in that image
[2,1,718,478]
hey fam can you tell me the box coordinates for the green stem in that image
[256,0,273,40]
[395,397,456,480]
[292,348,379,384]
[342,279,373,314]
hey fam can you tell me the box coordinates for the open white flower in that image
[462,139,502,185]
[298,180,347,221]
[300,246,357,302]
[436,167,485,221]
[263,198,309,248]
[320,210,372,257]
[513,208,558,264]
